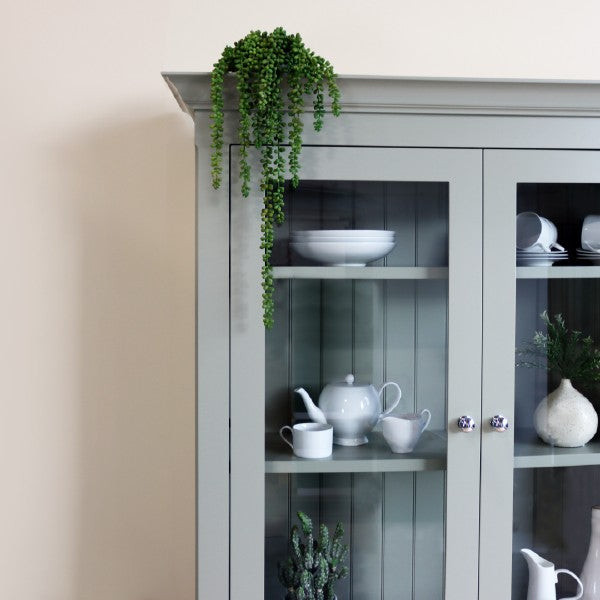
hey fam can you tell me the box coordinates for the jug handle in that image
[556,569,583,600]
[378,382,402,421]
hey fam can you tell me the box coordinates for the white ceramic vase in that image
[581,506,600,599]
[533,379,598,447]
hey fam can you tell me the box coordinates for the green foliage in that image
[210,28,341,327]
[278,511,349,600]
[516,311,600,382]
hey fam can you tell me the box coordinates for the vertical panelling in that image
[287,182,325,266]
[385,281,417,415]
[386,183,417,267]
[354,181,384,227]
[352,473,384,599]
[265,281,291,433]
[290,474,321,532]
[416,183,449,267]
[354,181,385,390]
[511,470,535,599]
[533,469,567,569]
[354,280,385,400]
[383,472,415,598]
[415,280,448,429]
[265,474,291,598]
[319,180,354,231]
[515,280,550,432]
[413,472,445,599]
[322,280,353,382]
[321,474,353,600]
[291,280,322,421]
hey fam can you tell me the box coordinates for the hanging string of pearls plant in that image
[210,28,341,327]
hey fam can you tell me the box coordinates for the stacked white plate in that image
[516,249,568,266]
[290,230,396,266]
[576,248,600,265]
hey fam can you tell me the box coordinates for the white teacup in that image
[582,214,600,252]
[382,409,431,454]
[279,423,333,459]
[516,212,564,253]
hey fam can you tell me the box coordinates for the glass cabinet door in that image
[230,147,482,599]
[482,150,600,600]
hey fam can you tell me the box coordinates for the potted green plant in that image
[210,28,341,327]
[517,310,600,446]
[278,511,348,600]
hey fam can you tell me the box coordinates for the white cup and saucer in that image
[581,215,600,252]
[516,212,567,266]
[516,212,564,253]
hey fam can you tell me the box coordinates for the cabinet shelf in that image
[514,429,600,468]
[265,430,447,473]
[516,266,600,279]
[272,266,448,280]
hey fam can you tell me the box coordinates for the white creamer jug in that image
[521,548,583,600]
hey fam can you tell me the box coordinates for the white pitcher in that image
[521,548,583,600]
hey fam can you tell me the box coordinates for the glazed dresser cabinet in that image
[165,74,600,599]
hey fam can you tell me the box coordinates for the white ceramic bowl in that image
[291,240,396,266]
[291,235,395,243]
[293,229,395,237]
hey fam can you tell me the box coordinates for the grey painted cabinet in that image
[165,74,600,599]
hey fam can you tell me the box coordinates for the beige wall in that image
[2,1,600,598]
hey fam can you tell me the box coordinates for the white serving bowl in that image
[291,235,395,243]
[292,229,395,238]
[291,240,396,266]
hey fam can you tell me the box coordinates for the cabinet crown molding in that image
[164,72,600,117]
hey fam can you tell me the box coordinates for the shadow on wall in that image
[55,110,196,599]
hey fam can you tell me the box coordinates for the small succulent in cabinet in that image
[516,310,600,383]
[277,511,348,600]
[209,28,341,328]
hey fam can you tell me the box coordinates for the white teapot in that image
[294,374,402,446]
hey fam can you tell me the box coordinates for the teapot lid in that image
[327,374,366,388]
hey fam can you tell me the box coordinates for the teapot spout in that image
[294,387,328,425]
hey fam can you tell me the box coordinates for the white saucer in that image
[516,253,568,259]
[517,255,568,266]
[517,249,569,256]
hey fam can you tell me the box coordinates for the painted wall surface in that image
[2,0,600,598]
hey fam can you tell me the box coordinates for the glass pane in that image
[513,183,600,599]
[271,181,449,267]
[265,180,449,599]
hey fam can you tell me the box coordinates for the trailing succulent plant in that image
[278,511,348,600]
[210,28,341,327]
[517,310,600,383]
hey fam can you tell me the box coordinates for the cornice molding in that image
[164,72,600,118]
